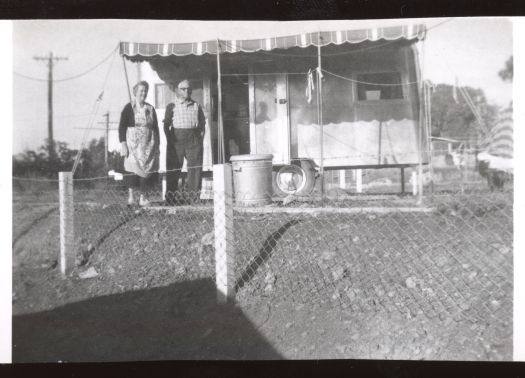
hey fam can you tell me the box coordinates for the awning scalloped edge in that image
[120,24,426,58]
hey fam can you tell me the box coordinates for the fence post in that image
[412,171,418,196]
[161,172,167,200]
[355,169,363,193]
[213,164,235,303]
[400,167,405,194]
[59,171,74,277]
[338,169,346,189]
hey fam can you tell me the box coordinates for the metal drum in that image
[230,154,273,206]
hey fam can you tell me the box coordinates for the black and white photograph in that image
[6,17,520,363]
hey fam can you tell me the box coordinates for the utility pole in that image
[96,112,118,167]
[34,51,68,157]
[103,112,109,166]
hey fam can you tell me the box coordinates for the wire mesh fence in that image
[229,186,512,359]
[12,168,513,359]
[231,189,512,321]
[73,187,216,289]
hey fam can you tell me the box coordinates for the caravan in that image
[120,23,429,195]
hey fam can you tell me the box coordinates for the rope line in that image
[14,146,482,183]
[220,68,417,86]
[221,72,307,76]
[12,177,60,182]
[322,68,420,86]
[72,47,118,176]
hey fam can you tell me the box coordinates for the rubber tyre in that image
[272,159,317,197]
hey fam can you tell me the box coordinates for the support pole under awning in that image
[122,56,132,104]
[216,39,225,165]
[317,32,324,197]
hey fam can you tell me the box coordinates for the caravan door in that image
[250,74,290,165]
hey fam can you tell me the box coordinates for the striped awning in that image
[120,24,426,58]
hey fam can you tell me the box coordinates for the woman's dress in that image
[124,103,159,178]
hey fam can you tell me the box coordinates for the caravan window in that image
[356,72,403,101]
[155,82,203,109]
[155,84,176,109]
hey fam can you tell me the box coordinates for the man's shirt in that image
[171,98,203,129]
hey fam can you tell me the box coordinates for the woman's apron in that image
[124,104,159,178]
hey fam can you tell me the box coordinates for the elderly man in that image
[164,79,206,204]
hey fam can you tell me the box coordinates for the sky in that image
[12,18,513,155]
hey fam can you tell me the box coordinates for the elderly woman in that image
[119,80,160,207]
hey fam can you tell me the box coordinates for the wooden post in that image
[216,39,225,164]
[34,52,67,157]
[460,143,468,194]
[59,172,74,277]
[104,111,109,167]
[417,164,423,202]
[378,121,383,165]
[400,167,405,194]
[356,169,363,193]
[248,67,257,154]
[122,56,132,104]
[202,76,213,168]
[213,164,235,303]
[317,32,325,197]
[417,45,425,205]
[425,82,435,194]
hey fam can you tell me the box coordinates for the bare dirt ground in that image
[12,190,513,361]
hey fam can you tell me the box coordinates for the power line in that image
[13,71,48,82]
[14,111,119,123]
[14,44,118,83]
[14,113,94,122]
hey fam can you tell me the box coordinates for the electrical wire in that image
[14,113,95,123]
[14,44,118,83]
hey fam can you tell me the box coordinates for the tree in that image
[498,56,513,83]
[13,137,115,179]
[430,83,498,142]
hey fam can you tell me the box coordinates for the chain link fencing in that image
[12,165,513,359]
[229,184,512,359]
[231,188,512,316]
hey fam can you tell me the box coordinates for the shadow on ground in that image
[13,278,282,362]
